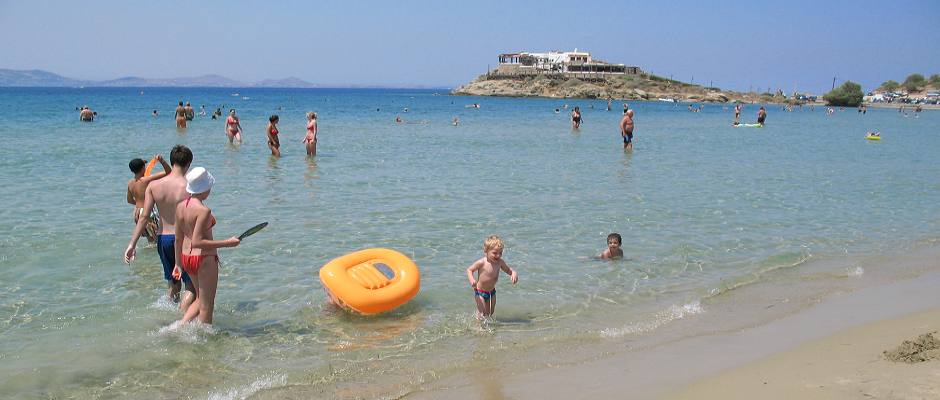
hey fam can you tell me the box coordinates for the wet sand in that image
[406,269,940,400]
[665,307,940,400]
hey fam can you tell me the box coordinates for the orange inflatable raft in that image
[319,248,420,314]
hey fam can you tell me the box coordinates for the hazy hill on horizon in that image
[0,68,319,88]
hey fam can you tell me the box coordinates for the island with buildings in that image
[452,49,793,104]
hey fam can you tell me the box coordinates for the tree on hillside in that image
[903,73,926,92]
[879,80,900,92]
[823,81,864,107]
[929,74,940,86]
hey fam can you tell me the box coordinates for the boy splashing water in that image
[466,235,519,320]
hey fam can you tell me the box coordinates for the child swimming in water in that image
[466,235,518,320]
[599,233,624,259]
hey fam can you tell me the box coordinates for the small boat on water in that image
[658,98,677,103]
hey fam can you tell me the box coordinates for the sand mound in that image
[883,331,940,363]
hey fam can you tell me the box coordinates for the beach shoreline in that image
[405,245,940,400]
[664,307,940,400]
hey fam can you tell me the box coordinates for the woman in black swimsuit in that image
[571,106,582,129]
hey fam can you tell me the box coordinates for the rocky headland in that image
[453,73,781,104]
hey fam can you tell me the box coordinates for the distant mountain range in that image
[0,69,319,88]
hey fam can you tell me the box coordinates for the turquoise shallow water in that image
[1,88,938,398]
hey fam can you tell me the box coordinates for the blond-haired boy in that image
[466,235,518,319]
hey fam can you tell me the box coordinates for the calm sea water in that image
[1,87,938,398]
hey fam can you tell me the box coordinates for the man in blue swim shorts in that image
[124,145,195,310]
[620,106,635,151]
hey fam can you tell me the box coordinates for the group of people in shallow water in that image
[117,101,637,324]
[124,145,236,325]
[123,145,628,324]
[147,100,321,157]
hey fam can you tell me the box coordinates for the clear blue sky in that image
[1,0,938,93]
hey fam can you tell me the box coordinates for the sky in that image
[1,0,938,93]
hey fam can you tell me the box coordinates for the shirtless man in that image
[127,155,171,244]
[79,106,95,122]
[124,145,196,310]
[184,102,195,121]
[620,105,635,151]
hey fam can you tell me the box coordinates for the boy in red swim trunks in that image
[466,235,519,320]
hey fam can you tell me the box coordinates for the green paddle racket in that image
[238,222,268,240]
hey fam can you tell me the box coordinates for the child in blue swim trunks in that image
[466,235,519,320]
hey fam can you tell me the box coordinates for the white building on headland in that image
[495,49,639,76]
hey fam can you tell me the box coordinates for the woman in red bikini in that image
[173,167,240,325]
[225,109,243,144]
[266,115,281,157]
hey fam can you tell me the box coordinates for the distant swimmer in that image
[554,108,560,114]
[607,98,612,111]
[199,105,206,116]
[266,115,281,157]
[225,109,242,144]
[152,109,158,118]
[452,117,460,126]
[620,105,635,151]
[127,155,171,245]
[184,102,195,121]
[571,106,582,129]
[124,145,196,311]
[403,107,409,113]
[466,103,480,109]
[757,106,767,126]
[175,101,187,128]
[303,112,318,156]
[79,106,96,122]
[211,107,222,120]
[396,116,403,123]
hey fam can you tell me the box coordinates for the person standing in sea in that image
[757,106,767,126]
[571,106,582,129]
[175,101,187,128]
[225,109,243,143]
[79,106,95,122]
[184,102,195,121]
[124,145,196,311]
[303,112,318,156]
[734,103,742,124]
[266,115,281,157]
[175,167,241,325]
[620,105,635,151]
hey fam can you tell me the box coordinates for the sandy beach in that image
[407,252,940,400]
[665,308,940,400]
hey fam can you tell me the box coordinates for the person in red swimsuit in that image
[173,167,240,325]
[302,112,318,157]
[225,109,242,144]
[266,115,281,157]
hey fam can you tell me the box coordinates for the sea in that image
[0,87,938,399]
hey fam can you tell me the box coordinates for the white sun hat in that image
[185,167,215,194]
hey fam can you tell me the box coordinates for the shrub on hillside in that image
[879,80,900,92]
[929,74,940,86]
[823,81,864,107]
[903,74,926,92]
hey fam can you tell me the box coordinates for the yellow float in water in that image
[865,134,881,141]
[319,248,420,314]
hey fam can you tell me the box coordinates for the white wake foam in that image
[600,301,704,338]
